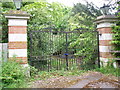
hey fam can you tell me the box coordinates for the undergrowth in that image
[94,66,120,77]
[2,59,119,88]
[30,64,119,82]
[1,58,29,88]
[94,60,120,77]
[30,69,86,81]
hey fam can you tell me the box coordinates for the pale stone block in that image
[99,34,112,40]
[99,46,112,52]
[97,22,115,28]
[9,34,27,42]
[8,19,27,26]
[9,49,27,57]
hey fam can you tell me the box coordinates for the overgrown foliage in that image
[30,69,86,81]
[95,60,120,77]
[111,2,120,58]
[69,3,101,29]
[2,1,101,70]
[1,59,27,88]
[22,1,70,31]
[69,31,98,70]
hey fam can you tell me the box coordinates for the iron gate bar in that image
[65,33,69,70]
[48,31,50,71]
[96,31,100,68]
[38,27,98,32]
[29,32,33,60]
[49,30,52,71]
[30,30,98,33]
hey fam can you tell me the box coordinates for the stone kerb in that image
[4,10,30,67]
[95,15,118,67]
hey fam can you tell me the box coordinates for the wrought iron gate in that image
[28,28,100,71]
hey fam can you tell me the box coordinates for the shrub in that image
[1,59,27,88]
[95,66,120,77]
[95,60,120,77]
[30,66,38,77]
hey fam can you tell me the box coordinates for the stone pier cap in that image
[95,15,118,24]
[4,10,30,19]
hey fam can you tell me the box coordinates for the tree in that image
[22,1,71,31]
[69,2,101,29]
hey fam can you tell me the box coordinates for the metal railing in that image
[28,28,99,71]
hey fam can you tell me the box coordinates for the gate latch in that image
[64,53,69,56]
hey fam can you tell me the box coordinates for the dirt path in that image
[69,72,119,88]
[69,72,103,88]
[30,71,120,88]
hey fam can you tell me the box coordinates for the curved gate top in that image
[28,28,100,71]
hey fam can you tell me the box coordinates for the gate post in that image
[95,15,118,67]
[4,10,30,67]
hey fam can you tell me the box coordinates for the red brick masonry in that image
[9,42,27,49]
[100,52,114,58]
[9,26,27,34]
[99,40,112,46]
[98,27,112,34]
[9,57,28,64]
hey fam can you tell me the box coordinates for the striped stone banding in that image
[100,52,114,58]
[99,40,112,46]
[9,49,27,57]
[99,46,112,52]
[9,57,28,64]
[96,15,118,68]
[9,42,27,49]
[5,14,30,65]
[9,34,27,42]
[99,34,112,40]
[9,26,27,34]
[97,27,112,34]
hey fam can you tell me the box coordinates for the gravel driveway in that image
[30,71,120,88]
